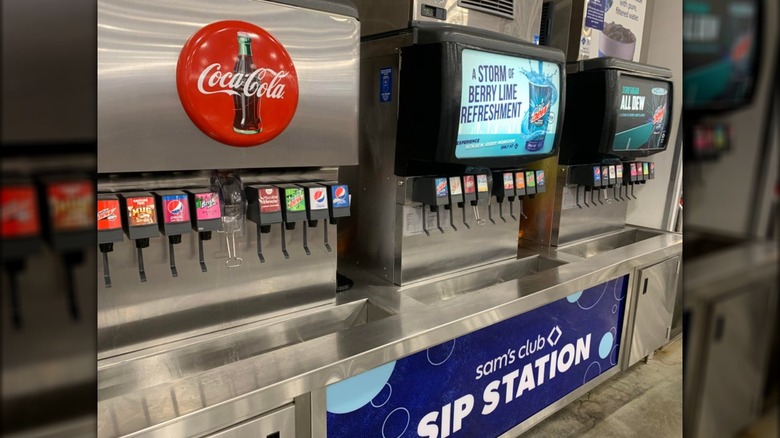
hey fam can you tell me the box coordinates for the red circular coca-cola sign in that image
[176,21,299,147]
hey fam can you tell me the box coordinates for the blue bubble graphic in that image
[599,332,614,359]
[566,291,583,303]
[382,407,410,438]
[326,361,396,414]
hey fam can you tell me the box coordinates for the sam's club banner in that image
[326,276,628,437]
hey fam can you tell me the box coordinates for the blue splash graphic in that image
[326,361,396,414]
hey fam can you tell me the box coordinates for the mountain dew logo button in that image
[616,165,624,178]
[285,188,306,212]
[526,172,536,188]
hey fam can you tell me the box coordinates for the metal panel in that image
[351,0,541,42]
[97,0,359,172]
[97,169,339,358]
[551,166,629,246]
[694,283,774,438]
[628,256,680,365]
[206,404,295,437]
[96,229,680,437]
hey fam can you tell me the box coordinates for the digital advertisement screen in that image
[613,76,671,151]
[682,0,759,110]
[456,50,561,159]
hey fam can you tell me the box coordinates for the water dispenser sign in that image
[309,187,329,210]
[449,177,463,195]
[162,194,191,224]
[194,192,221,220]
[127,197,157,227]
[97,199,122,231]
[1,186,40,238]
[259,187,281,213]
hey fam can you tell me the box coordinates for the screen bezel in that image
[395,40,566,175]
[682,0,763,114]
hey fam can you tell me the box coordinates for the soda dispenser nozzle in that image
[1,182,42,329]
[211,170,245,268]
[41,177,94,321]
[299,183,332,251]
[245,186,282,263]
[185,189,222,272]
[445,176,463,231]
[154,191,192,278]
[412,177,449,235]
[98,194,124,287]
[279,185,308,256]
[119,193,160,282]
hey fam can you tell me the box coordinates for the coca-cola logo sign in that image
[176,21,299,147]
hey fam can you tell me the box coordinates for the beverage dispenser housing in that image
[351,0,544,42]
[558,58,673,164]
[395,26,567,176]
[342,25,566,285]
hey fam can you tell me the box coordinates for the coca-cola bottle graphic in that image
[233,32,262,134]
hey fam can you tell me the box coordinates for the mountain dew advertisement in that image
[614,76,671,150]
[456,50,561,158]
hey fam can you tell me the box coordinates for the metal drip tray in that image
[400,255,567,305]
[557,227,664,259]
[98,299,394,399]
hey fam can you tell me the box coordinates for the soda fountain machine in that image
[96,1,684,437]
[339,21,565,285]
[552,58,673,247]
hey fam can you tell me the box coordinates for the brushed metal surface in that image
[682,240,778,438]
[352,0,542,42]
[97,228,680,437]
[97,170,341,358]
[551,165,630,246]
[691,283,776,438]
[206,404,295,437]
[97,0,359,172]
[627,256,680,366]
[558,227,663,259]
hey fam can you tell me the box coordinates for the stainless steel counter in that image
[97,226,681,437]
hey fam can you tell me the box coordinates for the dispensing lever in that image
[199,233,209,271]
[99,243,113,288]
[136,239,148,282]
[5,260,24,329]
[323,221,332,252]
[62,252,82,321]
[302,223,311,255]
